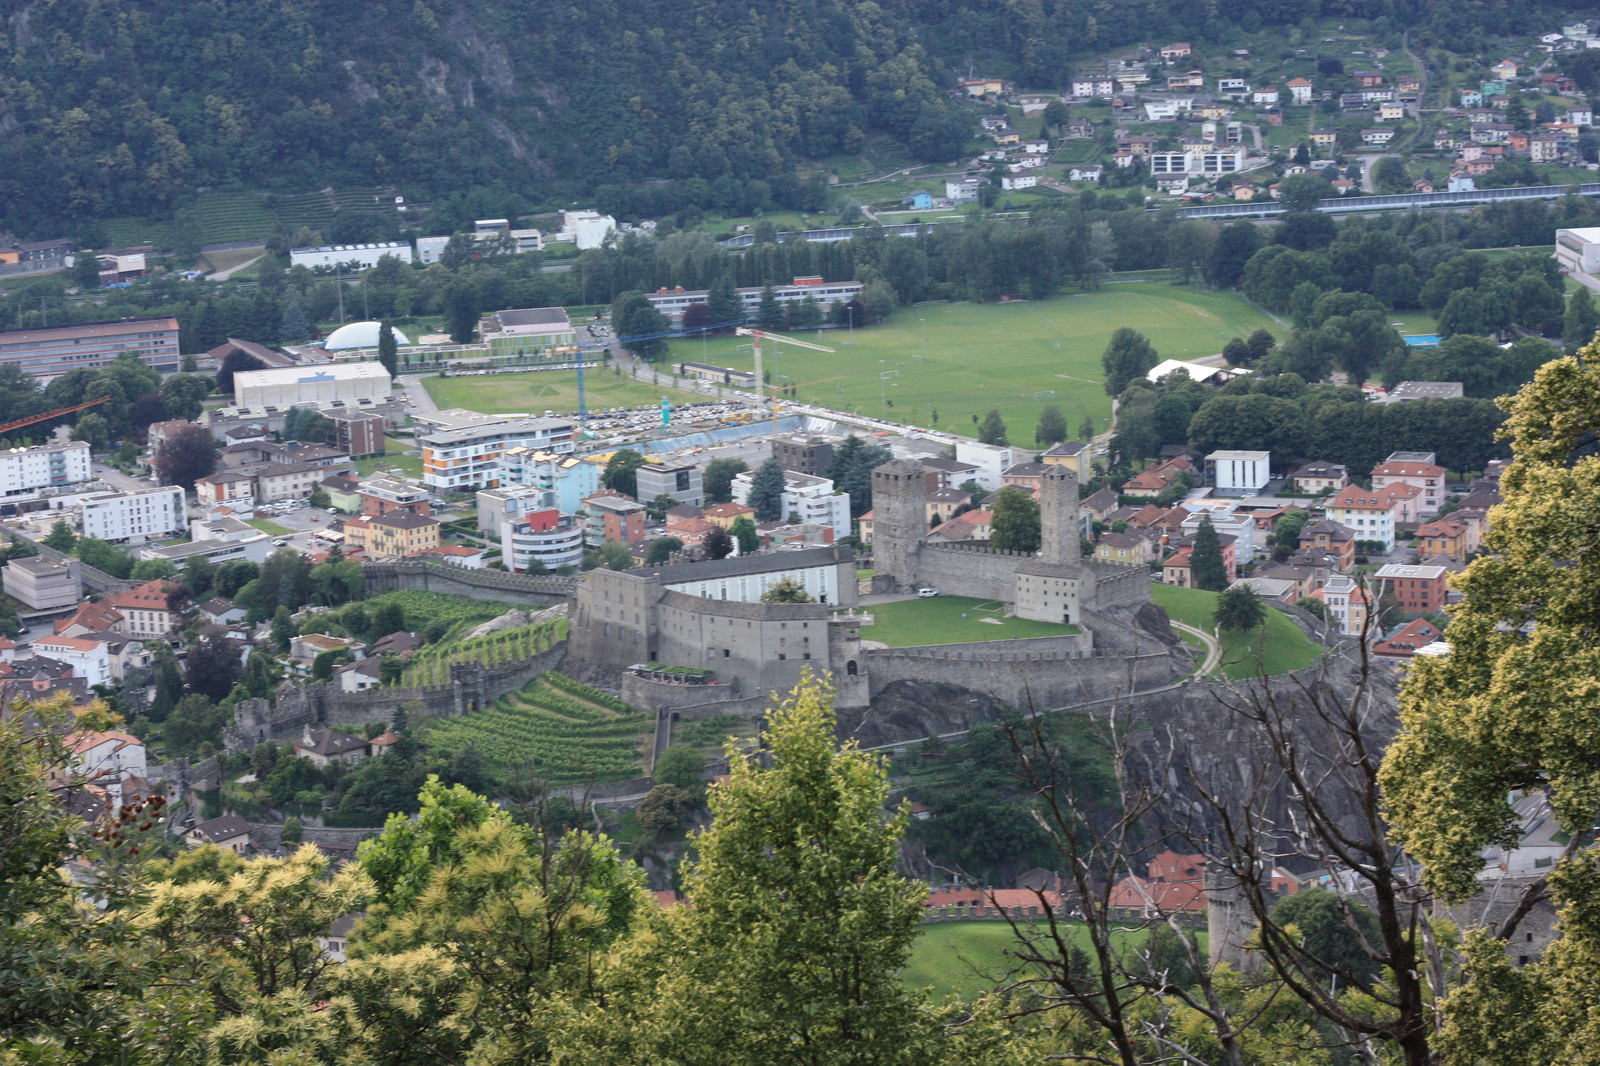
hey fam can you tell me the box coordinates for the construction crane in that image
[735,327,836,436]
[0,396,110,437]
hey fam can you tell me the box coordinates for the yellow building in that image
[1039,441,1091,479]
[345,511,441,560]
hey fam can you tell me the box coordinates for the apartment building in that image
[636,459,704,509]
[79,486,186,544]
[643,276,865,326]
[731,468,851,541]
[414,409,576,492]
[496,448,600,513]
[327,410,387,456]
[581,493,648,547]
[500,507,585,572]
[1326,484,1406,553]
[0,318,181,376]
[31,635,111,687]
[0,439,92,502]
[1370,452,1446,516]
[359,475,431,517]
[104,580,188,639]
[1375,563,1450,616]
[343,510,442,560]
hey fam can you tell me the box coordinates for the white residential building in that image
[32,635,111,687]
[954,441,1015,492]
[946,178,984,201]
[1206,450,1271,496]
[731,470,851,541]
[79,486,186,544]
[559,210,617,250]
[0,439,91,502]
[1179,507,1259,564]
[1072,76,1114,96]
[1318,575,1369,637]
[413,409,577,492]
[1150,152,1193,174]
[500,511,586,572]
[62,729,145,810]
[999,173,1038,191]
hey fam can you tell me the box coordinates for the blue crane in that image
[563,319,743,428]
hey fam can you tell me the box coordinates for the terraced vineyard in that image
[400,621,564,687]
[421,672,652,785]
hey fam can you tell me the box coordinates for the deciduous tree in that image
[989,485,1040,553]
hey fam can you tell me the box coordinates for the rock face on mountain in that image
[836,681,1012,751]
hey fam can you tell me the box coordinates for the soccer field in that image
[662,284,1278,441]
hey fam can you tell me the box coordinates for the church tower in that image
[869,458,927,590]
[1038,464,1082,567]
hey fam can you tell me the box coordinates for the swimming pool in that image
[1403,334,1441,347]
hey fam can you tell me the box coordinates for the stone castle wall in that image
[863,635,1179,708]
[362,560,575,606]
[223,644,568,752]
[914,543,1034,601]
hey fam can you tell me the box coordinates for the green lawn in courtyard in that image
[420,369,706,418]
[903,920,1204,999]
[1151,584,1324,679]
[660,283,1277,440]
[857,595,1079,648]
[246,519,292,536]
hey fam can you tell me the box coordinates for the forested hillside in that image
[0,0,1562,236]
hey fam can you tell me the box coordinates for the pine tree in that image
[1079,415,1097,440]
[377,321,399,378]
[1564,287,1599,349]
[755,286,786,331]
[43,519,76,552]
[705,274,743,330]
[1213,584,1267,631]
[280,299,311,344]
[1035,404,1067,446]
[1189,514,1229,591]
[978,408,1008,445]
[747,458,787,522]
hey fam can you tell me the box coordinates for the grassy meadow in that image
[1151,584,1324,679]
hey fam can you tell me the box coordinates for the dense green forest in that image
[0,0,1566,237]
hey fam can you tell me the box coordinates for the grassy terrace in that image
[903,920,1205,999]
[854,595,1079,648]
[1151,584,1324,679]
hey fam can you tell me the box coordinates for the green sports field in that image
[421,368,706,416]
[662,284,1278,440]
[1151,584,1324,679]
[854,595,1079,647]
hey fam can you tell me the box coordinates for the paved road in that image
[1169,620,1223,676]
[399,375,441,417]
[208,254,264,281]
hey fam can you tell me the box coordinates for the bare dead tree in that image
[1173,595,1473,1066]
[985,698,1272,1066]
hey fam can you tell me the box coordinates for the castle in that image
[869,458,1150,620]
[566,457,1179,714]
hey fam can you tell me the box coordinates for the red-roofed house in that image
[58,729,146,810]
[55,600,124,637]
[925,885,1061,918]
[1371,458,1446,515]
[1414,518,1469,560]
[103,580,188,639]
[1373,617,1443,659]
[31,635,111,687]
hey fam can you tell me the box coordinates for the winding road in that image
[1168,620,1223,677]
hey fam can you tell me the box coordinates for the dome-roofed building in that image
[323,322,412,352]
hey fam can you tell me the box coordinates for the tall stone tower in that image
[869,458,927,590]
[1038,464,1081,567]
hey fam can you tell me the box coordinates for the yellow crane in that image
[735,327,836,436]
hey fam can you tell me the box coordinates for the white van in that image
[917,587,940,598]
